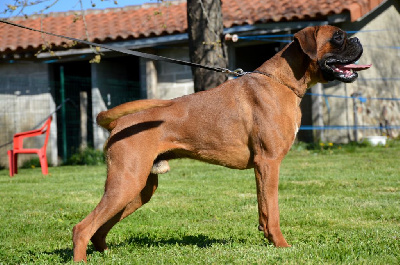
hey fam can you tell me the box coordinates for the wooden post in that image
[80,91,88,149]
[311,83,325,142]
[60,66,67,162]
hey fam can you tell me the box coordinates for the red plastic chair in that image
[7,116,52,177]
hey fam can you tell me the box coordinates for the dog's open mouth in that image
[330,62,371,80]
[322,58,372,83]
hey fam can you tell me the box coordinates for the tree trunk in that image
[187,0,228,92]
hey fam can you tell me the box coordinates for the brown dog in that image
[72,25,371,262]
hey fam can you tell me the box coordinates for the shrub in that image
[21,157,53,168]
[66,147,105,166]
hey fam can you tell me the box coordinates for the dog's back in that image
[97,99,172,131]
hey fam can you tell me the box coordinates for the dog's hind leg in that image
[90,173,158,252]
[72,157,156,262]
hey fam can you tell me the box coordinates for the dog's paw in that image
[151,160,170,174]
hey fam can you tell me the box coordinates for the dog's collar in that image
[251,70,304,99]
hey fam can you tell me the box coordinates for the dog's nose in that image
[349,37,360,43]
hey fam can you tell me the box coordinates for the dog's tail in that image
[97,99,172,131]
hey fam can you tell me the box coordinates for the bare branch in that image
[78,0,102,63]
[2,0,61,18]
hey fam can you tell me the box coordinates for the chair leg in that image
[13,152,18,175]
[38,150,49,175]
[7,150,14,177]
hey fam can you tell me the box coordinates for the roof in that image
[0,0,386,54]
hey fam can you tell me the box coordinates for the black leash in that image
[0,19,250,77]
[0,19,303,98]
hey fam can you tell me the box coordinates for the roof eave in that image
[15,6,361,62]
[37,19,336,59]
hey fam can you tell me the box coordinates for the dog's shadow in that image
[115,233,230,249]
[42,234,231,262]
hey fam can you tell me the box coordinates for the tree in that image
[187,0,228,92]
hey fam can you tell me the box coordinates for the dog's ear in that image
[294,27,318,60]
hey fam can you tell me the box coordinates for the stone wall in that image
[0,63,58,167]
[155,47,194,99]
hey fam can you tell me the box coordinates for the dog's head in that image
[294,25,371,83]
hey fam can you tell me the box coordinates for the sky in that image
[1,0,158,18]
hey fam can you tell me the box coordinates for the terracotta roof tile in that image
[0,0,385,54]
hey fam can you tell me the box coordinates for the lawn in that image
[0,143,399,264]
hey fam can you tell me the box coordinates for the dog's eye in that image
[332,31,345,45]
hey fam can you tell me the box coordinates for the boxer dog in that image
[73,25,371,262]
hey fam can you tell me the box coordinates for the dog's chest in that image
[293,104,302,142]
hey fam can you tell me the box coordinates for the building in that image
[0,0,398,167]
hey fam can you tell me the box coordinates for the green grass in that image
[0,143,399,264]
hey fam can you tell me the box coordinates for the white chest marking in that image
[294,123,299,137]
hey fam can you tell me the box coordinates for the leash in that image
[0,19,250,77]
[0,19,302,97]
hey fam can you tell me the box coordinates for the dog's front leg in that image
[254,157,290,247]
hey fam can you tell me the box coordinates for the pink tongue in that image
[339,64,372,71]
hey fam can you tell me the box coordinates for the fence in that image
[299,80,400,143]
